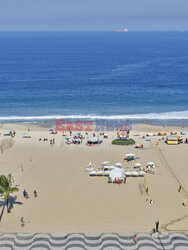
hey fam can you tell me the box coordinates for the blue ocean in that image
[0,31,188,121]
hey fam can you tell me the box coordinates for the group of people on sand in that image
[21,190,38,227]
[39,138,48,141]
[178,185,187,206]
[132,221,160,245]
[108,177,126,184]
[50,138,55,145]
[23,189,38,199]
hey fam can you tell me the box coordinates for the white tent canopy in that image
[103,161,110,166]
[134,163,142,168]
[103,165,116,170]
[115,162,122,167]
[87,137,98,142]
[147,162,154,166]
[109,168,125,182]
[125,153,135,157]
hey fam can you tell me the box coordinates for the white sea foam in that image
[0,111,188,121]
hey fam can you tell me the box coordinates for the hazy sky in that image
[0,0,188,31]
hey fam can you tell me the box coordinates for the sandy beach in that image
[0,122,188,233]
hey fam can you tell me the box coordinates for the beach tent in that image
[134,163,142,169]
[109,168,125,182]
[103,165,116,171]
[115,162,122,167]
[103,161,109,166]
[182,131,187,135]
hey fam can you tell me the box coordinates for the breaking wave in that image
[0,111,188,121]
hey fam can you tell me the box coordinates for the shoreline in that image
[1,119,188,130]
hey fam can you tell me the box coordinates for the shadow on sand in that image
[0,196,23,222]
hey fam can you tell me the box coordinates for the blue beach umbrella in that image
[49,129,53,132]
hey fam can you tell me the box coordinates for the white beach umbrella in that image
[147,162,154,166]
[109,168,125,181]
[134,163,142,168]
[125,153,136,157]
[103,161,109,166]
[115,162,122,167]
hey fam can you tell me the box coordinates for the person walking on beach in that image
[146,186,149,195]
[133,234,137,244]
[23,189,26,198]
[21,217,25,227]
[155,220,159,233]
[178,185,182,192]
[34,190,37,198]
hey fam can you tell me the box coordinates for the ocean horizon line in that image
[0,30,187,32]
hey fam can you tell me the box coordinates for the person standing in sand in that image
[34,190,37,198]
[133,234,137,244]
[21,217,25,227]
[146,186,149,195]
[155,220,159,232]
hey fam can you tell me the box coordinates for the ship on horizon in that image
[114,28,128,32]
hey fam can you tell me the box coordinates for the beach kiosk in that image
[166,136,178,145]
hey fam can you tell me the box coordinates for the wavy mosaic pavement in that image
[0,233,187,250]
